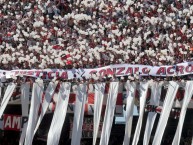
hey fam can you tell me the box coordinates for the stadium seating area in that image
[0,0,193,70]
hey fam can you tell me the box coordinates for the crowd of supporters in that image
[0,0,193,71]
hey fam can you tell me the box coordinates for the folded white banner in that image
[0,83,16,118]
[152,81,179,145]
[132,82,149,145]
[99,82,119,145]
[24,81,44,145]
[47,83,71,145]
[172,81,193,145]
[143,82,162,145]
[34,81,58,134]
[93,83,105,145]
[71,84,87,145]
[123,81,136,145]
[19,83,30,145]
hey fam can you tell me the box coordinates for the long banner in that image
[1,62,193,80]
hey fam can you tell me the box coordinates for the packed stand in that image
[0,0,193,70]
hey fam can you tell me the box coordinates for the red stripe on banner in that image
[175,89,185,101]
[11,91,21,99]
[69,94,76,103]
[156,107,162,113]
[105,83,110,94]
[85,104,88,115]
[52,102,56,112]
[55,83,61,93]
[146,88,151,98]
[87,93,94,104]
[42,92,45,102]
[116,93,123,105]
[38,92,46,115]
[135,90,139,99]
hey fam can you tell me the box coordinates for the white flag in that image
[99,82,119,145]
[143,82,162,145]
[47,82,71,145]
[123,81,136,145]
[132,81,149,145]
[93,83,105,145]
[152,81,179,145]
[172,81,193,145]
[19,83,30,145]
[34,81,58,134]
[24,81,44,145]
[71,84,87,145]
[0,83,16,118]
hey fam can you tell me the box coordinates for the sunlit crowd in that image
[0,0,193,71]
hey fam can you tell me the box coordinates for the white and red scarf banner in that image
[172,81,193,145]
[0,81,193,144]
[152,81,179,145]
[71,84,87,145]
[132,82,149,145]
[0,83,16,118]
[93,83,105,145]
[123,81,136,145]
[19,83,30,145]
[143,82,162,145]
[2,61,193,80]
[24,81,44,145]
[47,83,71,145]
[99,82,119,145]
[34,81,58,134]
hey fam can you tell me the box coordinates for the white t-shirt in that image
[47,6,53,14]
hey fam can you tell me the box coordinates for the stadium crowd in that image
[0,0,193,70]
